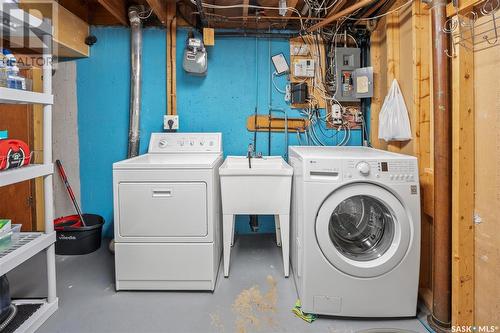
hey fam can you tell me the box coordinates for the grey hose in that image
[0,304,18,331]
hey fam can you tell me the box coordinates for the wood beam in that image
[307,0,377,32]
[385,8,402,152]
[167,1,177,116]
[451,14,475,327]
[446,0,486,17]
[356,0,388,20]
[96,0,127,26]
[145,0,168,26]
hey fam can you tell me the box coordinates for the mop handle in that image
[55,160,86,226]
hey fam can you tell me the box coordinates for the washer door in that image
[315,183,411,278]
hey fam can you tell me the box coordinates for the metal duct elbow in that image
[128,6,143,158]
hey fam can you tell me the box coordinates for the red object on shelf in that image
[0,139,31,170]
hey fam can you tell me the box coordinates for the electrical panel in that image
[334,47,361,102]
[354,66,374,98]
[293,58,315,78]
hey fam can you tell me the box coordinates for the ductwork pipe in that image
[128,7,143,158]
[425,0,452,331]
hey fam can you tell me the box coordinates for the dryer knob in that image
[158,139,168,148]
[356,162,371,176]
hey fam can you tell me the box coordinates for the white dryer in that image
[289,146,420,317]
[113,133,223,291]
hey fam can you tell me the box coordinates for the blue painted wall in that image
[77,27,362,237]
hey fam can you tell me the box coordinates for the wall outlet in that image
[163,115,179,131]
[332,104,343,124]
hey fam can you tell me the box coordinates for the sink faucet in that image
[247,143,262,169]
[247,143,254,168]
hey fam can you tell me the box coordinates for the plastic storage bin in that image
[0,224,21,251]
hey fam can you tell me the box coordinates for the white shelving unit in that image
[0,88,54,105]
[0,7,58,332]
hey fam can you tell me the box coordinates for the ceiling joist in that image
[307,0,377,32]
[97,0,128,25]
[145,0,169,26]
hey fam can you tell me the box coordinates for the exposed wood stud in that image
[451,14,475,327]
[386,8,402,152]
[167,0,177,116]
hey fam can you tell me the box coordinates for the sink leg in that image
[274,215,282,247]
[223,214,234,277]
[279,214,290,277]
[231,217,235,247]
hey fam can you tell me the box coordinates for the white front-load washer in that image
[289,146,420,317]
[113,133,223,291]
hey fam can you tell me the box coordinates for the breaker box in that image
[334,47,361,102]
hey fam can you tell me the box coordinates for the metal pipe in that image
[426,0,452,330]
[128,7,143,158]
[215,32,296,39]
[269,109,289,160]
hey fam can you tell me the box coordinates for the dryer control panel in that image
[304,158,418,183]
[148,133,222,153]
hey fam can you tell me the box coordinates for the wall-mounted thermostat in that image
[293,59,315,78]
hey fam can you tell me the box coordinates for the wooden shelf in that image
[247,115,309,133]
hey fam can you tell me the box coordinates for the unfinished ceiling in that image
[56,0,401,30]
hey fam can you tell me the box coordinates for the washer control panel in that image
[345,159,418,183]
[148,133,222,153]
[305,158,418,183]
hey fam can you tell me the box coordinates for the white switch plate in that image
[164,115,179,130]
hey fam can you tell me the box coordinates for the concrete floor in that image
[31,234,430,333]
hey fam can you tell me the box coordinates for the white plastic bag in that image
[378,79,412,141]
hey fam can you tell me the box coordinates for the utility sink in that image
[219,156,293,277]
[219,156,293,215]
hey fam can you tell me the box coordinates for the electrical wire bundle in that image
[186,0,415,148]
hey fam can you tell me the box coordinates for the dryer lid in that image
[315,182,412,278]
[113,153,222,169]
